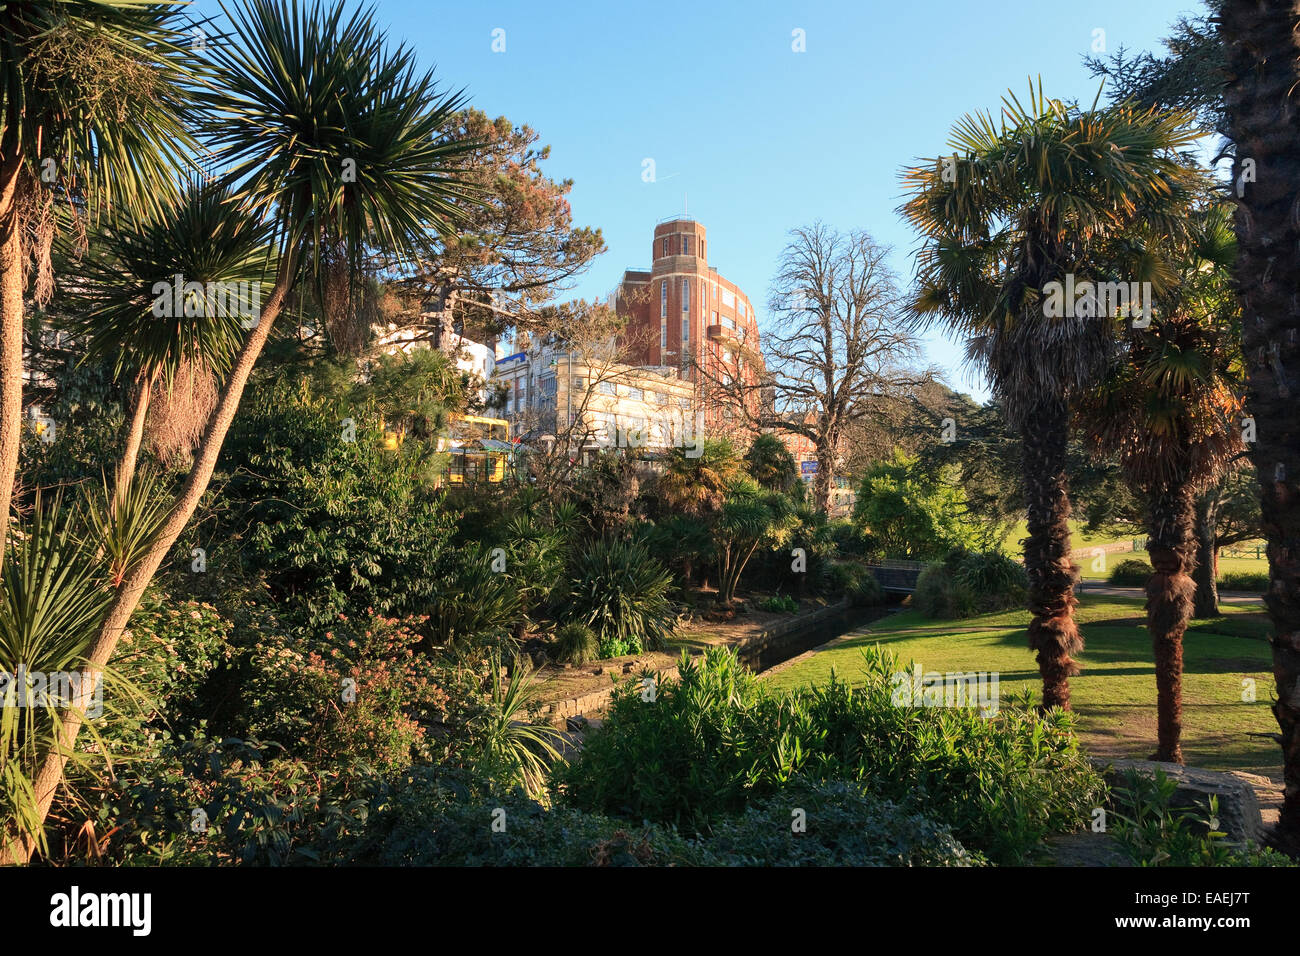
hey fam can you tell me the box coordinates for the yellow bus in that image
[443,414,513,484]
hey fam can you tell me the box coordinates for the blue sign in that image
[800,460,818,475]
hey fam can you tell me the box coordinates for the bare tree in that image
[705,223,932,512]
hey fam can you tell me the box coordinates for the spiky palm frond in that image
[83,468,173,588]
[479,651,564,800]
[66,178,275,384]
[900,82,1203,421]
[1082,203,1245,492]
[0,1,199,221]
[0,493,121,858]
[198,0,477,282]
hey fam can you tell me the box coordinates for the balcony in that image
[706,323,738,342]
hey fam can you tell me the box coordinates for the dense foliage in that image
[558,647,1102,863]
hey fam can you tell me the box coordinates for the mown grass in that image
[764,595,1279,778]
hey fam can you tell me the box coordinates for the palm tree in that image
[744,432,798,493]
[0,0,195,569]
[715,476,797,606]
[1083,204,1244,762]
[5,0,474,863]
[68,179,273,489]
[654,437,741,588]
[1220,0,1300,854]
[901,83,1200,710]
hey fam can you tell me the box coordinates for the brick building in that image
[615,218,764,436]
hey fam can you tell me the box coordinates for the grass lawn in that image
[1076,550,1271,582]
[763,594,1280,778]
[1000,522,1270,584]
[1004,520,1134,552]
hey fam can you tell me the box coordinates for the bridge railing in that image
[862,559,926,592]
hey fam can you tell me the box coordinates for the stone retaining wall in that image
[536,599,853,727]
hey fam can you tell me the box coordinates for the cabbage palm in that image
[0,1,195,570]
[67,179,274,488]
[9,0,474,863]
[1082,204,1244,762]
[1220,0,1300,853]
[901,83,1200,710]
[0,477,167,861]
[715,477,797,606]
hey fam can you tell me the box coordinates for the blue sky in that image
[199,0,1207,401]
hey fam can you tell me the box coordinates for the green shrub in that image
[423,544,523,648]
[1109,768,1294,867]
[829,519,867,556]
[913,564,978,619]
[914,549,1025,619]
[558,646,1103,863]
[1219,570,1268,591]
[236,612,454,774]
[355,782,698,866]
[350,774,977,867]
[78,733,372,866]
[824,562,858,594]
[954,550,1027,601]
[552,622,599,664]
[760,594,799,614]
[689,780,982,866]
[116,593,233,734]
[558,538,676,657]
[848,571,885,607]
[210,379,462,627]
[824,561,885,606]
[853,451,979,559]
[1108,557,1153,586]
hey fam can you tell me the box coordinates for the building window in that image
[660,321,667,350]
[660,281,667,318]
[682,316,689,344]
[599,380,616,396]
[681,278,689,312]
[683,235,691,256]
[627,386,644,402]
[722,289,735,307]
[723,314,735,330]
[662,237,669,257]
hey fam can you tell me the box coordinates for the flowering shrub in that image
[240,613,452,774]
[118,595,233,726]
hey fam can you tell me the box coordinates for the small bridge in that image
[863,559,927,593]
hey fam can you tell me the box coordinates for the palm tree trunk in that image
[115,372,154,493]
[0,151,24,572]
[3,253,296,864]
[1146,481,1196,763]
[1192,493,1219,618]
[1021,397,1082,710]
[1221,0,1300,856]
